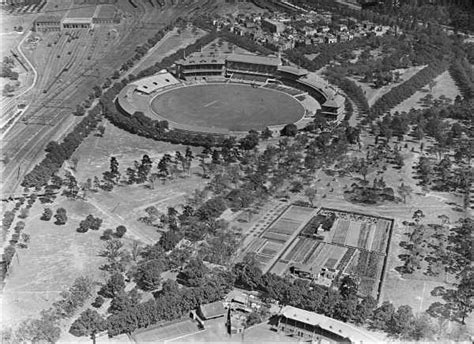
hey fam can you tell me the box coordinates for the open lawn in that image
[132,27,207,75]
[390,70,461,113]
[2,196,108,326]
[349,65,426,107]
[150,84,305,132]
[71,121,208,244]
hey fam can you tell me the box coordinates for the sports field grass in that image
[150,84,305,132]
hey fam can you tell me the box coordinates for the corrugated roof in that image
[177,52,225,66]
[278,65,308,76]
[199,301,226,319]
[35,15,61,23]
[62,18,93,24]
[280,306,379,343]
[227,53,281,67]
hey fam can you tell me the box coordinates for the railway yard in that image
[0,0,210,198]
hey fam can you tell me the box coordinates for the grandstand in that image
[226,53,281,77]
[134,70,180,95]
[176,52,225,79]
[176,52,344,121]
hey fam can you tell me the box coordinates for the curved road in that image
[1,31,38,135]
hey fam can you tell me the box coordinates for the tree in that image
[134,260,164,291]
[74,104,86,116]
[41,208,53,221]
[233,253,263,291]
[245,312,262,327]
[304,187,317,206]
[339,275,358,299]
[334,294,358,322]
[91,296,105,308]
[388,305,415,338]
[372,301,396,331]
[99,273,125,298]
[157,156,169,181]
[261,127,273,140]
[115,225,127,238]
[69,309,106,344]
[397,182,413,203]
[109,157,120,183]
[108,292,136,315]
[354,296,377,325]
[101,228,114,240]
[54,208,67,225]
[158,230,182,251]
[178,258,208,287]
[100,239,129,273]
[280,123,298,137]
[444,268,474,324]
[412,209,425,225]
[240,130,260,150]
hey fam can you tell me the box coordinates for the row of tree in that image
[449,58,474,100]
[368,60,449,120]
[21,108,101,188]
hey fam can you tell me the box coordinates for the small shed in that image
[198,301,226,320]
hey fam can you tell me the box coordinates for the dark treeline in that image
[104,108,227,148]
[449,58,474,100]
[325,70,370,115]
[21,108,101,188]
[107,276,232,336]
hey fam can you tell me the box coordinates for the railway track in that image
[1,1,208,197]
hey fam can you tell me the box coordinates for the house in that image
[197,301,226,320]
[318,25,330,33]
[325,35,337,44]
[278,306,380,343]
[261,18,285,34]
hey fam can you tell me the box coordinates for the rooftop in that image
[280,306,379,344]
[278,65,308,76]
[62,17,93,24]
[199,301,226,319]
[177,52,226,66]
[227,53,281,66]
[35,15,61,23]
[133,70,180,94]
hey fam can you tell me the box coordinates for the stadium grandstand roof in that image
[278,65,308,76]
[62,17,93,24]
[227,53,281,66]
[280,306,379,344]
[133,70,180,94]
[35,15,61,23]
[177,52,225,66]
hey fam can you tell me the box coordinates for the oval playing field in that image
[150,84,305,132]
